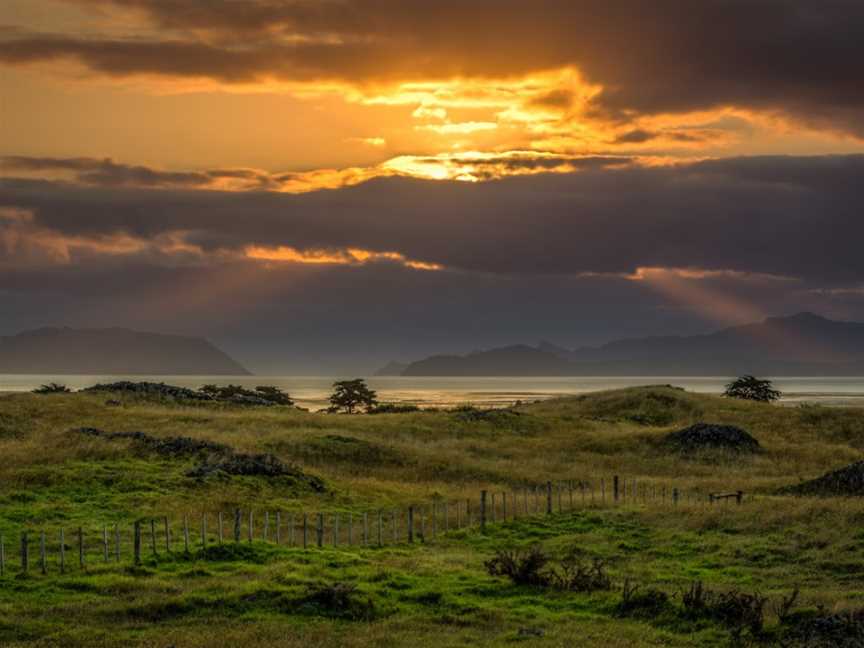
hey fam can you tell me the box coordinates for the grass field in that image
[0,385,862,646]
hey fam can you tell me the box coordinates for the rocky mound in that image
[662,423,761,453]
[73,427,325,491]
[781,461,864,496]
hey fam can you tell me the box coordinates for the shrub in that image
[724,375,781,402]
[484,546,550,587]
[368,403,420,414]
[327,379,378,414]
[681,581,766,641]
[32,382,71,394]
[548,553,613,592]
[616,579,671,619]
[298,582,377,621]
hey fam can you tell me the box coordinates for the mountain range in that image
[0,327,250,375]
[382,313,864,376]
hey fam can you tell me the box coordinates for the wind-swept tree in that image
[724,375,781,403]
[328,379,378,414]
[32,382,71,394]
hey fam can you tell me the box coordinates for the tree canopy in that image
[328,379,378,414]
[723,375,781,403]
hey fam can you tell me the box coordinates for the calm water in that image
[3,375,864,409]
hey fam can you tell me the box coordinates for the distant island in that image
[382,313,864,376]
[0,327,250,375]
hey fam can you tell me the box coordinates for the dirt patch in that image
[661,423,761,454]
[781,461,864,497]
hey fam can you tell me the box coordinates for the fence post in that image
[377,510,383,547]
[115,524,121,561]
[672,488,679,506]
[613,476,620,503]
[420,509,426,542]
[467,499,472,527]
[59,529,65,573]
[183,515,190,554]
[480,490,487,532]
[443,502,449,532]
[0,534,4,577]
[78,527,84,570]
[502,492,507,521]
[303,514,309,549]
[201,513,207,549]
[264,512,270,543]
[316,514,324,548]
[408,507,415,543]
[363,512,368,546]
[20,531,29,574]
[348,513,352,545]
[392,509,398,544]
[546,481,553,514]
[290,514,296,547]
[333,514,339,547]
[491,494,496,524]
[736,491,743,505]
[164,517,170,552]
[40,532,46,575]
[102,525,109,562]
[431,502,437,539]
[151,519,158,556]
[276,512,281,545]
[234,509,241,543]
[248,511,254,543]
[218,512,224,544]
[133,521,141,566]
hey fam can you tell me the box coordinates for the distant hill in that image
[374,361,411,376]
[0,327,250,375]
[397,313,864,376]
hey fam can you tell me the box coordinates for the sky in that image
[2,0,864,373]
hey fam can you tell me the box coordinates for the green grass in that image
[0,385,862,645]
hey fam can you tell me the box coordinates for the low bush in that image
[484,545,550,587]
[616,579,671,619]
[297,582,377,621]
[32,382,71,394]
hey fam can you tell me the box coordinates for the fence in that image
[0,476,745,577]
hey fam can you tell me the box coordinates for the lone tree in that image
[32,382,71,394]
[328,379,378,414]
[724,375,781,403]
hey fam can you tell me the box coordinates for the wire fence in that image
[0,476,746,577]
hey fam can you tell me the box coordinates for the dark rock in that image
[662,423,761,453]
[781,461,864,497]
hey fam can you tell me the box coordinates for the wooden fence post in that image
[77,527,84,570]
[115,524,121,561]
[151,519,158,556]
[201,513,207,549]
[316,514,324,548]
[377,510,383,546]
[59,529,65,573]
[363,512,368,547]
[0,534,4,577]
[133,521,141,566]
[480,490,487,532]
[103,525,109,562]
[40,532,46,575]
[20,531,29,574]
[672,488,679,506]
[420,509,426,542]
[303,514,309,549]
[248,511,254,543]
[466,499,472,527]
[289,514,296,547]
[234,509,241,543]
[392,509,398,544]
[264,512,270,543]
[491,494,496,523]
[218,512,224,544]
[183,515,190,554]
[546,481,553,514]
[613,476,620,503]
[333,514,339,547]
[502,492,507,521]
[276,512,281,545]
[408,507,415,543]
[431,502,437,539]
[347,513,352,545]
[163,517,170,552]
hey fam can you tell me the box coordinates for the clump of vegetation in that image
[199,384,294,406]
[781,461,864,496]
[297,582,377,621]
[616,579,671,619]
[288,435,407,469]
[780,607,864,647]
[662,422,761,454]
[724,375,781,403]
[485,545,612,592]
[484,545,551,587]
[74,427,231,457]
[32,382,71,394]
[452,406,522,425]
[567,386,702,426]
[368,403,420,414]
[327,379,378,414]
[681,581,768,642]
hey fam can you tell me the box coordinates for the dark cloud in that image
[2,155,863,283]
[3,1,864,134]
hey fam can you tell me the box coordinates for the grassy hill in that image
[0,386,862,646]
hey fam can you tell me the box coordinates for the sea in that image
[3,375,864,409]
